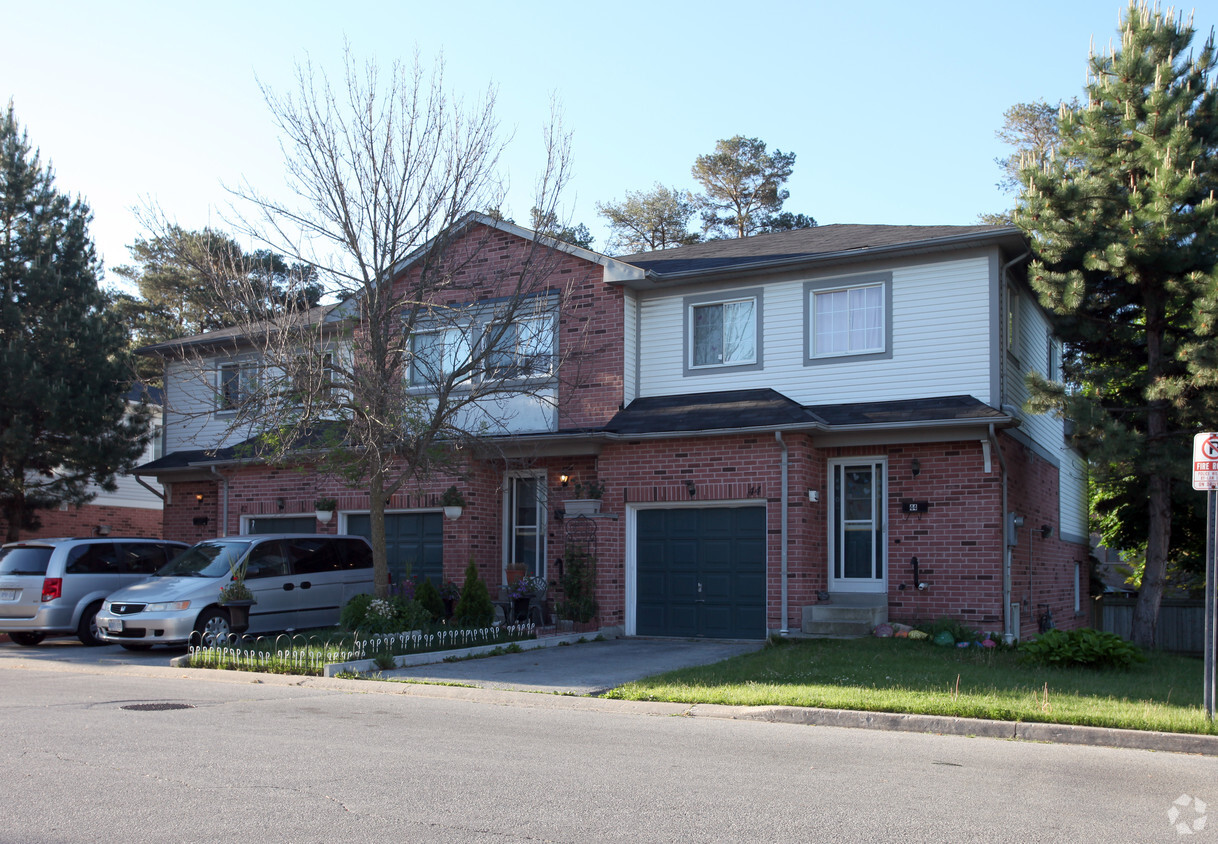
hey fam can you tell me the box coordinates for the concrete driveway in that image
[382,637,764,695]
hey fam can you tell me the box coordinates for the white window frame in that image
[484,314,555,381]
[217,361,259,413]
[503,470,547,579]
[408,326,472,388]
[808,282,886,359]
[682,288,763,376]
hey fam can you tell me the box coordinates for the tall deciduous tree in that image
[1015,2,1218,647]
[154,51,580,597]
[0,104,149,540]
[691,136,799,238]
[595,183,700,254]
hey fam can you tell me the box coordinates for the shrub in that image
[414,579,445,621]
[341,593,375,631]
[454,559,495,627]
[558,544,597,623]
[1019,627,1146,670]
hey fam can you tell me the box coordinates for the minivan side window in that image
[244,541,290,579]
[340,539,373,570]
[65,543,120,574]
[287,538,343,575]
[123,544,171,575]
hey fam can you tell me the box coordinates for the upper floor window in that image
[683,288,763,375]
[486,315,554,380]
[1007,284,1021,360]
[217,362,258,411]
[805,273,892,365]
[409,327,471,387]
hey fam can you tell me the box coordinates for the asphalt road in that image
[2,645,1216,842]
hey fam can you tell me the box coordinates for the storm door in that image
[828,459,886,593]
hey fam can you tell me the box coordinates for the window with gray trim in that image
[217,361,258,411]
[684,289,763,374]
[804,273,893,365]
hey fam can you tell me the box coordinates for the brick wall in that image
[0,502,163,542]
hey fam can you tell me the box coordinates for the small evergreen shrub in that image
[454,559,495,627]
[1019,628,1146,670]
[558,544,598,623]
[414,579,445,621]
[341,593,375,631]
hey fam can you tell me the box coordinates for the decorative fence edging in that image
[322,630,603,677]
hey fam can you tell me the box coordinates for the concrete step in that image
[801,601,888,637]
[801,620,874,638]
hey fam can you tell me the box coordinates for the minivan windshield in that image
[0,546,53,576]
[156,541,252,578]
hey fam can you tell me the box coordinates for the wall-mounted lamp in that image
[559,473,569,487]
[95,524,111,536]
[276,497,285,512]
[1040,524,1053,539]
[195,493,204,503]
[911,458,921,477]
[685,480,697,498]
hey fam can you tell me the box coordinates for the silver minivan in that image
[0,538,189,646]
[95,534,376,648]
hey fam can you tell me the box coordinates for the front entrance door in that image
[828,459,886,594]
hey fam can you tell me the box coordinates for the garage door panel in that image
[635,506,766,640]
[348,513,443,585]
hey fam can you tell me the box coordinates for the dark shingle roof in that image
[616,224,1020,278]
[603,390,1010,436]
[605,389,819,435]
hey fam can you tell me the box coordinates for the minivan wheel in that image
[8,632,45,646]
[77,601,106,646]
[194,608,232,647]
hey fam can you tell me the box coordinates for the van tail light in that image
[41,578,63,602]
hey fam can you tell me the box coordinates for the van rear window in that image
[0,547,53,576]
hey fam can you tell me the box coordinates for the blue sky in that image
[4,0,1215,288]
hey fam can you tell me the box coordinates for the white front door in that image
[828,459,886,594]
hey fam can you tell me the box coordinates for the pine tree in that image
[1015,3,1218,646]
[0,103,149,540]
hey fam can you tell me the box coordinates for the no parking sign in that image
[1194,432,1218,491]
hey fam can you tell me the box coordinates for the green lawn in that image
[603,637,1218,735]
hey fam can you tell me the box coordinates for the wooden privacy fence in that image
[1099,596,1206,654]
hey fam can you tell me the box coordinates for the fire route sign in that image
[1194,432,1218,491]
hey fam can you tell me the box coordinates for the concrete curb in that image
[687,702,1218,756]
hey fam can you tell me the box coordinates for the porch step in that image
[801,597,887,638]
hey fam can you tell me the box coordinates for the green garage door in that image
[636,507,767,639]
[347,513,443,586]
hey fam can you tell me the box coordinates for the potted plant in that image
[314,497,337,524]
[439,485,466,520]
[566,480,604,516]
[217,558,256,634]
[508,575,547,623]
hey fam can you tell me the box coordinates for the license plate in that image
[0,589,16,601]
[106,619,123,633]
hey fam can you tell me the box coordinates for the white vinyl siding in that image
[637,256,994,406]
[623,292,639,404]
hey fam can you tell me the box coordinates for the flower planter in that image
[220,599,255,634]
[442,506,463,520]
[315,509,334,524]
[565,499,601,517]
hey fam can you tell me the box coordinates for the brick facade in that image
[1,502,162,542]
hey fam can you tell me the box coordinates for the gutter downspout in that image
[135,477,165,502]
[988,423,1013,643]
[209,466,229,537]
[775,431,789,635]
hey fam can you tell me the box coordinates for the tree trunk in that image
[1131,471,1172,648]
[369,470,390,599]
